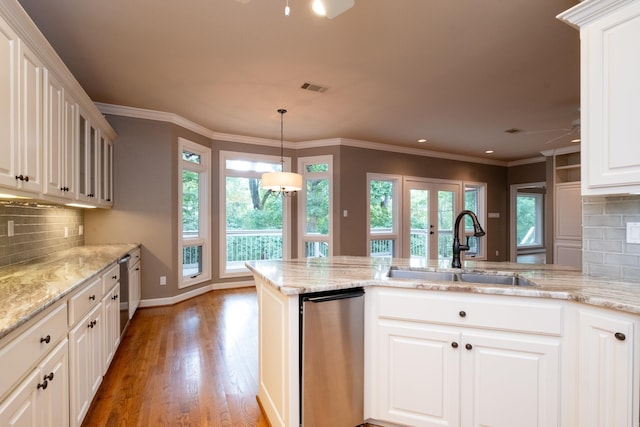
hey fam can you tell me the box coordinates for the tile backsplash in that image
[0,201,84,267]
[583,195,640,283]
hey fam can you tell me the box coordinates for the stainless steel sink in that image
[457,273,533,286]
[387,268,533,286]
[387,268,456,282]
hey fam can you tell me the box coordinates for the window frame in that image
[178,138,211,289]
[367,173,402,257]
[219,150,293,278]
[463,181,488,260]
[298,155,333,258]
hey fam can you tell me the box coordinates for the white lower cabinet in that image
[368,288,562,427]
[69,304,103,427]
[102,282,120,370]
[577,308,639,427]
[0,339,69,427]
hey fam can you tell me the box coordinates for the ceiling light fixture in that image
[261,109,303,197]
[485,150,495,154]
[312,0,355,18]
[284,0,290,16]
[571,138,581,143]
[418,139,428,143]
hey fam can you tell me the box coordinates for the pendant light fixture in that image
[261,109,303,197]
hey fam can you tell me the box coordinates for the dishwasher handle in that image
[303,289,364,303]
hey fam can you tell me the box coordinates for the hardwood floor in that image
[82,287,270,427]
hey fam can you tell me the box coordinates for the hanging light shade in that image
[261,109,303,196]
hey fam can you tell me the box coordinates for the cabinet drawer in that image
[68,277,102,326]
[129,247,141,264]
[377,288,563,336]
[102,263,119,295]
[0,303,67,398]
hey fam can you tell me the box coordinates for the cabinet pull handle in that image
[89,295,96,301]
[465,343,473,350]
[136,267,140,271]
[37,380,48,390]
[451,342,459,349]
[88,322,93,328]
[112,294,118,300]
[112,275,118,280]
[44,372,54,381]
[88,320,97,328]
[615,332,626,341]
[40,335,51,344]
[24,176,29,182]
[459,310,467,318]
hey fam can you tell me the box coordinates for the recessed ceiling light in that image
[485,150,494,154]
[418,139,428,143]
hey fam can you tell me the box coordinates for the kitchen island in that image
[247,256,640,427]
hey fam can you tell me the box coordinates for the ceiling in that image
[17,0,581,162]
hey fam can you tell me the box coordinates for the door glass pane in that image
[182,170,199,238]
[306,178,329,235]
[182,150,201,164]
[437,190,455,259]
[182,245,202,278]
[409,188,429,259]
[305,163,329,173]
[225,176,283,269]
[517,194,543,247]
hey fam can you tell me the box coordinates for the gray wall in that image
[0,201,83,267]
[583,195,640,283]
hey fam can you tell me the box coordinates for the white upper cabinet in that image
[0,16,19,189]
[0,0,116,206]
[559,0,640,195]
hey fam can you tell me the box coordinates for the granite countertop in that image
[0,244,139,340]
[246,256,640,315]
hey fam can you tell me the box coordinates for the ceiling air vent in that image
[301,82,328,93]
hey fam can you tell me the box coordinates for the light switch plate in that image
[626,222,640,244]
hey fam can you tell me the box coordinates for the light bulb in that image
[285,5,290,15]
[312,0,326,16]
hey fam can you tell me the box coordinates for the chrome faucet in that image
[452,210,486,268]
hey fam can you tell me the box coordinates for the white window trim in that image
[219,150,294,278]
[463,181,488,260]
[178,138,211,289]
[298,155,333,258]
[367,173,402,256]
[516,191,545,250]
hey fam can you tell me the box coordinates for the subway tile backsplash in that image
[0,201,84,268]
[583,195,640,283]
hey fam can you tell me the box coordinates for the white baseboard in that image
[138,280,256,308]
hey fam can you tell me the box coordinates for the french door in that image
[402,179,461,261]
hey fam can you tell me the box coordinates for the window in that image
[179,138,211,288]
[298,156,333,258]
[463,182,487,258]
[517,192,544,248]
[220,151,291,276]
[368,175,401,257]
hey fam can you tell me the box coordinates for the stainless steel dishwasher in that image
[299,288,365,427]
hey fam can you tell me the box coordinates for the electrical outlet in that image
[64,226,69,238]
[160,276,167,286]
[79,225,84,236]
[7,220,14,237]
[495,250,499,257]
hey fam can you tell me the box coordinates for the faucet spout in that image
[452,210,485,268]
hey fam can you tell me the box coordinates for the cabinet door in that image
[129,261,141,318]
[37,339,69,427]
[69,304,103,427]
[0,16,19,188]
[0,370,39,427]
[102,283,120,370]
[460,332,561,427]
[582,1,640,194]
[578,310,637,427]
[62,91,77,197]
[98,135,113,206]
[375,320,460,427]
[17,41,43,193]
[44,69,65,197]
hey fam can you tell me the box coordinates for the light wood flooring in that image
[82,287,270,427]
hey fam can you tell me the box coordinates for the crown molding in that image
[540,145,581,157]
[557,0,636,29]
[98,103,537,167]
[507,156,547,167]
